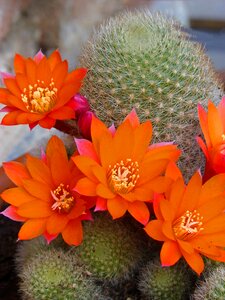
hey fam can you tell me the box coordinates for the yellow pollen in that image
[21,78,58,113]
[222,134,225,141]
[51,183,74,213]
[108,158,140,194]
[173,210,204,240]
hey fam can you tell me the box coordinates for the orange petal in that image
[62,219,83,246]
[38,117,56,129]
[198,196,225,222]
[1,110,22,125]
[14,53,26,74]
[22,179,51,201]
[55,83,79,109]
[162,221,175,240]
[48,50,62,71]
[72,155,99,182]
[146,144,181,162]
[1,205,26,222]
[3,161,30,186]
[198,104,211,147]
[91,115,109,154]
[138,160,169,185]
[160,199,175,221]
[36,56,51,85]
[180,249,204,275]
[99,132,115,168]
[74,178,97,196]
[199,174,225,205]
[191,237,220,257]
[132,121,152,161]
[92,165,107,185]
[96,183,115,199]
[46,136,70,186]
[16,73,29,91]
[160,241,182,266]
[67,198,85,219]
[75,138,99,163]
[128,201,150,225]
[147,176,172,194]
[8,94,26,111]
[18,200,52,218]
[46,212,69,235]
[113,119,134,161]
[52,60,68,89]
[153,194,165,219]
[1,187,40,206]
[204,232,225,247]
[177,171,202,216]
[144,220,167,241]
[18,218,46,240]
[107,196,128,219]
[16,112,43,124]
[4,78,21,97]
[25,58,37,84]
[26,155,53,187]
[169,178,185,212]
[133,186,154,201]
[48,106,75,120]
[165,161,183,181]
[65,68,87,84]
[196,136,210,160]
[124,109,140,128]
[95,197,107,211]
[202,213,225,234]
[208,101,224,147]
[177,239,194,254]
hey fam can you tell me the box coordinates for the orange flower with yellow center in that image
[73,110,181,225]
[0,136,95,245]
[197,97,225,180]
[0,50,87,129]
[145,168,225,275]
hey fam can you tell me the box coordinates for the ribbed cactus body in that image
[138,259,192,300]
[193,266,225,300]
[16,244,103,300]
[75,212,145,283]
[80,10,222,179]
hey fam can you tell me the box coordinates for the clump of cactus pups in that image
[138,259,192,300]
[80,10,223,179]
[192,266,225,300]
[74,212,146,284]
[17,247,104,300]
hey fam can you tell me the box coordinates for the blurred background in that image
[0,0,225,162]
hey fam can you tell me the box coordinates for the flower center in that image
[173,210,204,240]
[51,183,74,213]
[21,78,57,113]
[108,158,140,194]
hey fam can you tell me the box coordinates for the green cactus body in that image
[138,259,192,300]
[80,10,222,179]
[75,212,146,283]
[193,266,225,300]
[17,247,103,300]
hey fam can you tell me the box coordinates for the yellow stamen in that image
[21,78,58,113]
[173,210,204,240]
[108,158,140,194]
[51,183,74,213]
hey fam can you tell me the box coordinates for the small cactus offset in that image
[192,266,225,300]
[80,10,223,179]
[138,259,193,300]
[74,212,146,284]
[16,242,104,300]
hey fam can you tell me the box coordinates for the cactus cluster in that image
[74,212,146,283]
[80,10,222,179]
[138,259,192,300]
[16,241,104,300]
[193,266,225,300]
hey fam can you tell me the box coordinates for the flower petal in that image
[74,178,97,196]
[128,201,150,225]
[62,219,83,246]
[160,241,182,266]
[3,161,30,186]
[95,197,107,211]
[180,249,204,275]
[1,187,41,206]
[18,201,52,218]
[46,212,69,235]
[144,220,167,241]
[107,196,128,219]
[18,218,47,240]
[1,205,26,222]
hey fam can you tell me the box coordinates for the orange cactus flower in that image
[73,110,181,225]
[197,97,225,180]
[0,50,87,129]
[145,170,225,275]
[0,136,95,246]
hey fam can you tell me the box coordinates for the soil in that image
[0,212,21,300]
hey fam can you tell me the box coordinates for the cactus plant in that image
[79,10,223,179]
[192,266,225,300]
[74,212,146,283]
[16,245,104,300]
[138,258,192,300]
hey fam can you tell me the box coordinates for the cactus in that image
[192,266,225,300]
[79,10,223,179]
[16,245,104,300]
[138,259,192,300]
[74,212,146,283]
